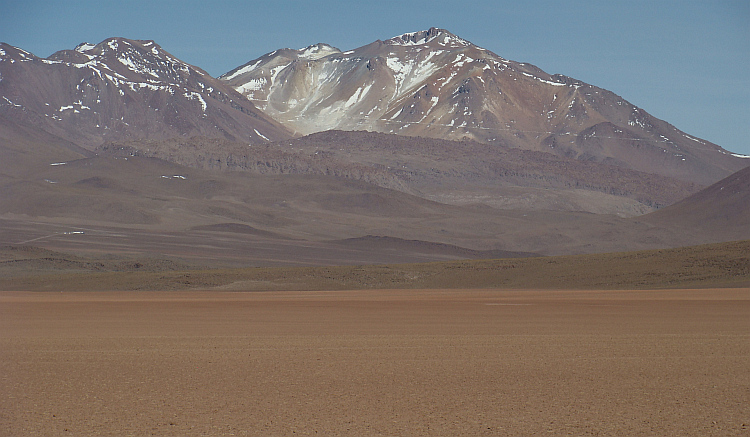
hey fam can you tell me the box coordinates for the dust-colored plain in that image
[1,288,748,436]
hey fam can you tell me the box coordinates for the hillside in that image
[99,130,702,216]
[221,28,748,185]
[0,38,290,151]
[639,164,750,241]
[1,34,748,267]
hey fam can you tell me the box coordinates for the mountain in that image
[1,35,747,267]
[639,165,750,242]
[1,148,745,265]
[221,28,748,185]
[0,38,290,151]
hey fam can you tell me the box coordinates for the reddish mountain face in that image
[0,38,290,151]
[221,28,748,185]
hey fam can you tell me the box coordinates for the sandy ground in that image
[1,288,748,436]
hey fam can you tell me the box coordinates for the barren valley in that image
[2,288,748,436]
[1,27,749,437]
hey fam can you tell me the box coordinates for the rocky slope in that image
[100,130,702,215]
[0,38,290,151]
[1,34,747,263]
[221,28,748,185]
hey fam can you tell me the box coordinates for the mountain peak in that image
[0,36,290,148]
[386,28,470,47]
[74,42,96,53]
[297,43,341,60]
[90,38,164,55]
[218,29,747,185]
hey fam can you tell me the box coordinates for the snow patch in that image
[118,53,160,78]
[418,95,440,122]
[73,100,90,110]
[222,59,264,81]
[75,43,96,53]
[521,71,566,87]
[254,128,270,142]
[298,43,340,60]
[344,82,374,109]
[2,96,22,107]
[267,65,288,89]
[184,91,207,112]
[389,29,470,47]
[683,133,706,145]
[730,153,750,158]
[237,77,267,94]
[390,31,440,46]
[386,55,439,95]
[452,53,475,68]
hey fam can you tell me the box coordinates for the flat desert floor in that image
[1,289,748,436]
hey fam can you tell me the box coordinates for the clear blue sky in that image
[2,0,748,155]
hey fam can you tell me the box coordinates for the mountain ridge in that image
[0,37,291,151]
[219,27,748,185]
[1,32,748,263]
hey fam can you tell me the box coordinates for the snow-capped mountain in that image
[0,38,289,150]
[221,28,747,185]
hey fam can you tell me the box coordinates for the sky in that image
[2,0,748,155]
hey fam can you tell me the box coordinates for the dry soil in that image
[1,288,748,436]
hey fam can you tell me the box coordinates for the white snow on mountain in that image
[387,28,471,48]
[222,59,264,81]
[220,28,513,135]
[298,43,340,60]
[75,42,96,53]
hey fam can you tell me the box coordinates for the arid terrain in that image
[0,239,748,292]
[2,239,748,435]
[2,28,749,437]
[1,288,748,436]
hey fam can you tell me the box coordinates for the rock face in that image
[0,38,290,151]
[221,28,748,185]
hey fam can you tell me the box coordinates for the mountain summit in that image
[0,37,290,150]
[385,28,471,47]
[220,28,747,185]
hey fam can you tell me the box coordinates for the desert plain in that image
[1,287,748,436]
[2,23,750,437]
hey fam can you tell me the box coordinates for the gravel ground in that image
[1,288,748,436]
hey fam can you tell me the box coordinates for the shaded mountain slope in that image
[638,165,750,242]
